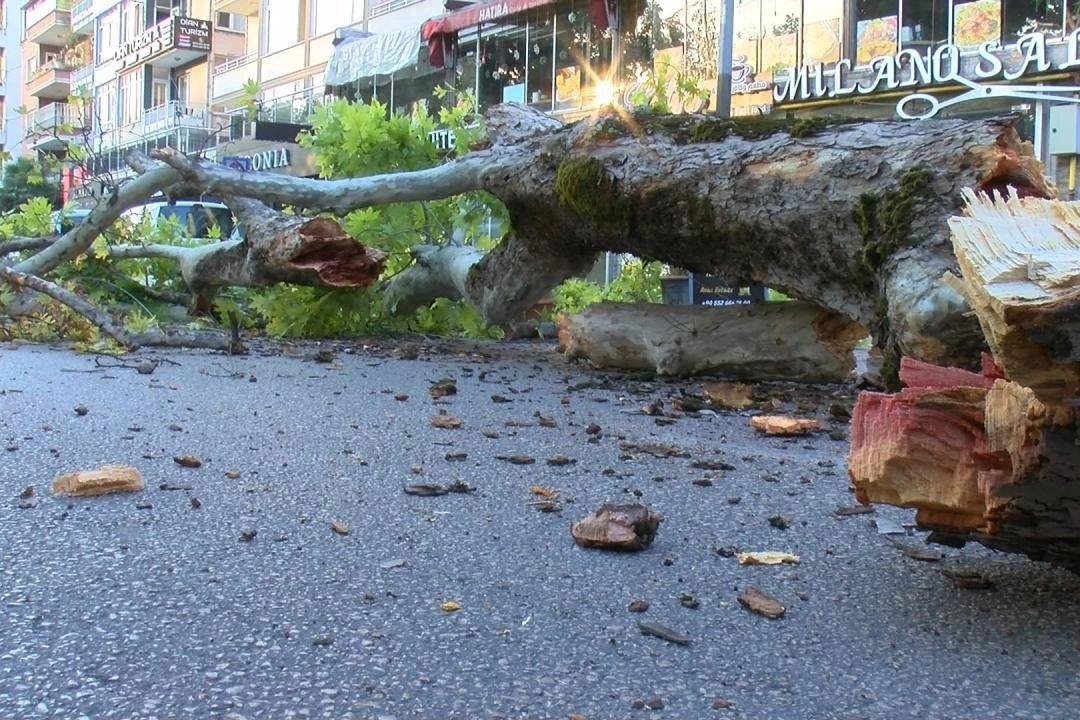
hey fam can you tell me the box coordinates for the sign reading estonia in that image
[774,30,1080,115]
[115,16,211,68]
[222,148,292,173]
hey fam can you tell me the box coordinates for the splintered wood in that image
[947,189,1080,404]
[51,465,144,497]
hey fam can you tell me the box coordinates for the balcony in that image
[27,102,88,152]
[213,0,258,17]
[70,0,93,33]
[24,0,73,47]
[27,61,72,100]
[212,53,257,99]
[97,102,217,152]
[71,62,93,91]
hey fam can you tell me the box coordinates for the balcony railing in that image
[27,103,87,135]
[368,0,426,19]
[70,0,93,30]
[213,53,257,76]
[24,0,73,44]
[71,62,93,87]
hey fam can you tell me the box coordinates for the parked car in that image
[120,200,237,240]
[53,201,237,241]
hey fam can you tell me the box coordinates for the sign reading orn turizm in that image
[115,16,211,68]
[774,30,1080,119]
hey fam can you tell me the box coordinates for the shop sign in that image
[774,30,1080,114]
[115,22,168,67]
[175,17,212,53]
[731,56,769,95]
[478,2,509,22]
[222,148,291,172]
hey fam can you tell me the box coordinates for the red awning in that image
[423,0,624,69]
[422,0,559,41]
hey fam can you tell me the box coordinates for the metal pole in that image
[715,0,735,117]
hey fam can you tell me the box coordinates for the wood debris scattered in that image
[750,415,821,436]
[737,586,786,619]
[51,464,144,497]
[571,503,661,551]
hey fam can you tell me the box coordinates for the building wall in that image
[2,0,20,156]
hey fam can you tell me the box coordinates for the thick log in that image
[151,107,1054,366]
[947,189,1080,403]
[557,301,865,382]
[849,358,1080,570]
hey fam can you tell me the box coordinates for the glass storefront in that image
[438,0,640,116]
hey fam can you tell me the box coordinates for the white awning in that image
[324,29,421,86]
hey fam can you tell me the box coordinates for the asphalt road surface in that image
[2,340,1078,720]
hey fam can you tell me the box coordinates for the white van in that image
[120,200,237,240]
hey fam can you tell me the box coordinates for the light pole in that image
[715,0,735,117]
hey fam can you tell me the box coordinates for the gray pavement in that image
[1,340,1078,720]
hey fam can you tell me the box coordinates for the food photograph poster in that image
[856,15,898,65]
[953,0,1002,49]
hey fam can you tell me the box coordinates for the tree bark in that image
[556,301,865,382]
[148,106,1052,366]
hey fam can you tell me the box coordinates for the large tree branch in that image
[150,146,493,215]
[0,265,236,351]
[1,236,54,258]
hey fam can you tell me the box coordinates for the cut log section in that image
[849,358,1080,570]
[947,189,1080,404]
[557,301,865,381]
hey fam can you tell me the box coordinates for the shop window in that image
[802,1,843,67]
[759,0,800,75]
[1001,0,1064,39]
[855,0,900,65]
[553,2,589,111]
[899,0,950,49]
[527,9,555,109]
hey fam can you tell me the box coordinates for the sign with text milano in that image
[774,30,1080,107]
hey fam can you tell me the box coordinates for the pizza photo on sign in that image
[856,16,898,65]
[953,0,1002,49]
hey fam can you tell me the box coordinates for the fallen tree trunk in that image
[556,301,865,382]
[149,106,1054,367]
[850,191,1080,571]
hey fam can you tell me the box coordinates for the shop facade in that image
[733,1,1080,189]
[422,0,645,117]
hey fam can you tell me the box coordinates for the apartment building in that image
[210,0,443,177]
[2,1,17,157]
[18,0,246,201]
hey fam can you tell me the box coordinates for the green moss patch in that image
[554,157,630,229]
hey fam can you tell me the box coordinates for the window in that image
[216,12,246,32]
[266,0,303,53]
[854,0,900,64]
[97,9,118,64]
[26,56,39,82]
[153,80,168,107]
[1001,0,1065,39]
[900,0,950,48]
